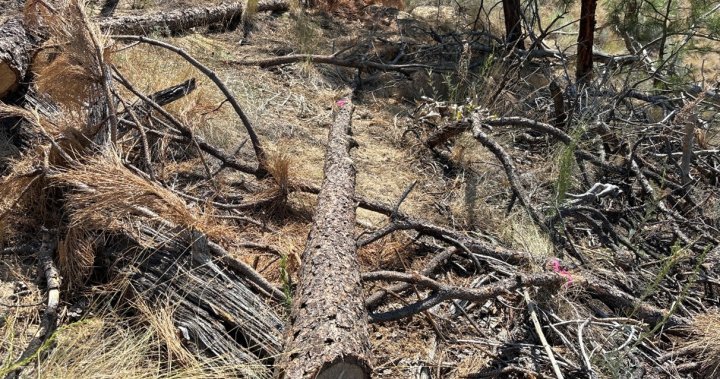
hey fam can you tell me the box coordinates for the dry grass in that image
[56,152,230,240]
[32,314,248,379]
[500,212,553,264]
[57,227,98,290]
[0,258,42,371]
[680,312,720,376]
[31,1,106,112]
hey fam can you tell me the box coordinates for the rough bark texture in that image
[576,0,597,86]
[278,102,372,379]
[549,80,567,129]
[502,0,524,49]
[0,18,36,99]
[98,0,289,35]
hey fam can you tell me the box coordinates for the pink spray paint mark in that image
[336,98,348,108]
[550,258,573,288]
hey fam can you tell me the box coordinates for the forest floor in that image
[1,1,720,378]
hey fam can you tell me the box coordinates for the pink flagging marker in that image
[550,258,574,288]
[336,98,349,108]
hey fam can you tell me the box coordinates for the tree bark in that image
[98,0,289,35]
[502,0,524,49]
[576,0,597,86]
[277,101,372,379]
[0,18,36,99]
[549,80,567,129]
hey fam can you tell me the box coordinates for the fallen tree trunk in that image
[97,0,289,35]
[0,18,36,99]
[277,101,372,379]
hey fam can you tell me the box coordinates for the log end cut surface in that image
[317,361,368,379]
[0,19,34,99]
[0,62,18,97]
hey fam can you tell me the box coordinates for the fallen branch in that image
[4,227,60,379]
[523,289,565,379]
[470,114,549,233]
[364,247,458,310]
[228,53,438,73]
[357,218,530,265]
[362,271,566,322]
[112,68,260,176]
[113,35,269,175]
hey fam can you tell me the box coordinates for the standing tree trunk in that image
[0,18,36,100]
[549,80,567,129]
[277,101,372,379]
[502,0,525,49]
[576,0,597,86]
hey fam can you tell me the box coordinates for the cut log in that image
[0,18,36,99]
[277,101,372,379]
[98,0,289,35]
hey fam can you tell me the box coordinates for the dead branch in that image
[357,218,530,265]
[523,289,565,379]
[4,228,60,379]
[114,94,154,179]
[228,53,437,73]
[112,68,260,176]
[365,248,458,310]
[207,240,286,301]
[112,35,269,175]
[362,271,566,322]
[470,114,549,233]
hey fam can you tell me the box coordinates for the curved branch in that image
[112,35,269,176]
[363,272,565,322]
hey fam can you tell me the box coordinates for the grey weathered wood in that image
[105,229,284,379]
[277,101,372,379]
